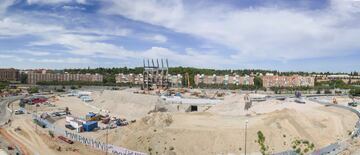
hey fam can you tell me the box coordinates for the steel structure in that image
[142,59,169,90]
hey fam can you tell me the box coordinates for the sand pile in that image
[90,90,159,120]
[109,104,358,155]
[208,94,322,116]
[141,112,173,127]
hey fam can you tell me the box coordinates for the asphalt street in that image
[0,96,24,126]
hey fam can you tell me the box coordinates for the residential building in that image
[0,68,19,81]
[261,75,314,88]
[168,74,183,87]
[313,74,360,84]
[115,73,182,86]
[27,71,103,84]
[194,74,254,86]
[115,73,143,84]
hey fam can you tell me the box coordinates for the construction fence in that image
[32,115,146,155]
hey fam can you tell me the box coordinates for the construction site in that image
[0,60,359,155]
[0,75,360,155]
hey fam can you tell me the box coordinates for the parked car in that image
[14,110,24,115]
[348,102,358,107]
[65,124,76,130]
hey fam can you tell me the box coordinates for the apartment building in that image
[0,68,19,81]
[115,73,183,86]
[313,74,360,84]
[194,74,254,86]
[115,73,144,84]
[261,75,314,88]
[27,71,103,84]
[168,74,183,87]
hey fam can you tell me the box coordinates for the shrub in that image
[28,87,39,94]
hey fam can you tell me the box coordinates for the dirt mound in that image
[208,94,323,116]
[90,90,159,120]
[141,112,173,127]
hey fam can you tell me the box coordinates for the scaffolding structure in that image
[142,59,169,90]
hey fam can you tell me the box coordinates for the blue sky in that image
[0,0,360,72]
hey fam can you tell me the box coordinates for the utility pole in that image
[35,103,38,133]
[105,113,109,155]
[245,120,248,155]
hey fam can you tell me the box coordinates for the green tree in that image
[103,74,116,84]
[254,76,263,89]
[257,131,269,155]
[20,73,28,84]
[28,87,39,94]
[349,88,360,96]
[0,82,7,90]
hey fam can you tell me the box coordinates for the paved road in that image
[0,96,24,126]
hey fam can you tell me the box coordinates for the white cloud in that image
[27,0,86,5]
[142,34,168,43]
[101,0,360,61]
[102,0,184,27]
[29,33,136,58]
[62,5,86,10]
[24,51,51,56]
[28,57,91,63]
[0,54,24,62]
[0,18,64,36]
[0,0,14,14]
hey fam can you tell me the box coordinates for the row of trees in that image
[36,80,141,87]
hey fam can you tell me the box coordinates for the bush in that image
[0,82,8,90]
[349,88,360,96]
[324,89,332,94]
[316,89,321,94]
[28,87,39,94]
[56,89,65,92]
[257,131,269,155]
[48,131,54,138]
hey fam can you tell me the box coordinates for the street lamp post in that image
[105,112,109,155]
[245,120,248,155]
